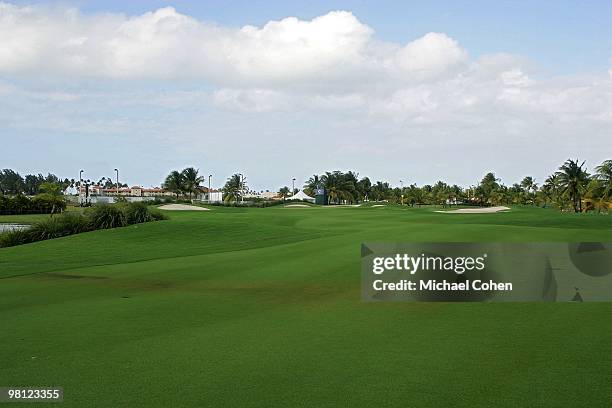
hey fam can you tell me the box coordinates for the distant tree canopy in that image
[302,158,611,212]
[0,169,72,196]
[2,158,611,213]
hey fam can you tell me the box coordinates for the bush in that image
[124,202,153,224]
[8,195,32,214]
[150,209,168,221]
[28,214,90,241]
[0,203,168,248]
[87,205,126,229]
[206,199,286,208]
[0,194,66,215]
[31,194,67,214]
[0,229,33,248]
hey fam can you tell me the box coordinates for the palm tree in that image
[556,159,589,213]
[38,181,64,215]
[371,181,391,202]
[584,178,605,212]
[357,177,372,202]
[594,159,612,211]
[181,167,205,199]
[223,174,246,203]
[520,176,536,205]
[478,172,500,206]
[278,186,290,199]
[320,171,355,204]
[543,174,561,209]
[163,170,184,198]
[304,175,320,196]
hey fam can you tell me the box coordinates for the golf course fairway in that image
[1,205,612,407]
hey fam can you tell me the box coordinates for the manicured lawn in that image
[0,208,84,225]
[0,213,55,224]
[1,206,611,407]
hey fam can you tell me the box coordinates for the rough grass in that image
[1,206,611,407]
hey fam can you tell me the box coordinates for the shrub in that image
[0,203,166,248]
[0,229,33,248]
[32,194,67,214]
[206,199,286,208]
[9,195,32,214]
[0,194,66,215]
[0,195,9,213]
[150,209,168,221]
[28,214,90,241]
[87,204,126,229]
[124,202,153,224]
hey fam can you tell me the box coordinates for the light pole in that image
[400,180,403,205]
[208,174,212,202]
[237,173,243,203]
[79,170,84,206]
[114,168,119,197]
[292,178,296,196]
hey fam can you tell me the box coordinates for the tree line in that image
[0,170,72,195]
[0,169,132,196]
[5,157,611,213]
[300,158,611,212]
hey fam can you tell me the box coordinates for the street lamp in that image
[208,174,212,202]
[292,178,296,195]
[241,174,245,203]
[114,168,119,197]
[79,170,84,206]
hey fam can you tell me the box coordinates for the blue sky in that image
[1,1,611,189]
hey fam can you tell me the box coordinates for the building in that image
[78,184,176,204]
[198,189,223,203]
[260,191,280,200]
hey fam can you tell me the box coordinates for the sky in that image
[1,1,611,190]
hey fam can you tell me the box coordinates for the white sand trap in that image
[371,205,386,208]
[436,206,510,214]
[158,204,210,211]
[284,204,310,208]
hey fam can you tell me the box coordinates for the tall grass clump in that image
[27,214,90,241]
[149,208,168,221]
[87,205,126,229]
[124,202,153,224]
[0,229,33,248]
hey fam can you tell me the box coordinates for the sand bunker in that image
[158,204,210,211]
[436,206,510,214]
[371,205,385,208]
[284,204,311,208]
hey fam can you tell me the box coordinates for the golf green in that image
[1,206,611,407]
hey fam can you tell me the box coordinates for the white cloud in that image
[393,32,467,78]
[1,2,610,123]
[0,3,470,86]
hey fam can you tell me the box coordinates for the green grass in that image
[1,206,611,407]
[0,213,55,224]
[0,208,84,225]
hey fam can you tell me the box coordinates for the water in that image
[0,224,30,233]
